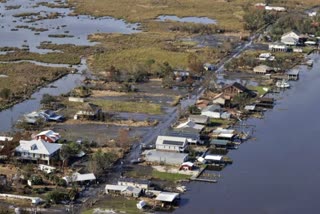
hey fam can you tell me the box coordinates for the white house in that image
[15,140,62,165]
[201,105,221,118]
[269,42,287,52]
[281,31,300,46]
[155,136,188,152]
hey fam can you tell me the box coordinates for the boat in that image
[276,80,290,88]
[306,59,314,67]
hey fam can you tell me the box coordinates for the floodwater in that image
[0,0,140,132]
[175,53,320,213]
[0,0,139,53]
[157,15,216,24]
[0,58,90,132]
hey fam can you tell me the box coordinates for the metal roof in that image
[176,120,204,130]
[155,192,180,202]
[16,140,62,155]
[144,150,188,165]
[166,130,199,139]
[105,185,128,192]
[156,136,188,146]
[188,115,209,124]
[204,155,223,161]
[63,173,96,183]
[287,69,300,75]
[210,139,229,145]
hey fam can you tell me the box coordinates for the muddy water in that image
[174,53,320,214]
[0,0,139,53]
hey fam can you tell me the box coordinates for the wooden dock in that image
[190,165,219,183]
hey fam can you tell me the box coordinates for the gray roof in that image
[287,69,299,75]
[166,130,199,139]
[118,178,150,185]
[188,115,209,124]
[144,150,188,165]
[202,104,221,112]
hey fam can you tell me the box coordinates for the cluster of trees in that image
[88,149,117,176]
[0,88,11,100]
[271,13,320,38]
[243,7,279,32]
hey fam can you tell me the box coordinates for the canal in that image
[175,53,320,214]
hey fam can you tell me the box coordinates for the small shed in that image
[179,162,194,171]
[253,65,273,74]
[155,192,180,206]
[201,105,221,118]
[286,69,299,81]
[188,115,209,125]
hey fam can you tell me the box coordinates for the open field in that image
[91,99,163,115]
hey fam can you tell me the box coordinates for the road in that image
[63,30,263,214]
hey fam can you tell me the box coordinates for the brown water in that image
[174,53,320,214]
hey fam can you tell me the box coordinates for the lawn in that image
[91,99,162,114]
[151,170,191,182]
[82,196,142,214]
[248,85,269,96]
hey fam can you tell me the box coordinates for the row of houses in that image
[269,31,320,52]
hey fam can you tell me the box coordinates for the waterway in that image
[175,53,320,213]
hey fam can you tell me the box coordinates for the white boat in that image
[306,60,313,67]
[276,80,290,88]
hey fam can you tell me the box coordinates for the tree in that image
[41,94,56,105]
[243,8,265,32]
[0,88,11,100]
[59,143,81,169]
[232,93,251,109]
[187,53,204,75]
[88,149,117,176]
[159,61,173,77]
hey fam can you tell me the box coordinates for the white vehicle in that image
[276,80,290,88]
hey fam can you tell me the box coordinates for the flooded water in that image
[0,58,89,132]
[0,0,139,53]
[157,15,216,24]
[174,53,320,213]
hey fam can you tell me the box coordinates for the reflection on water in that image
[174,54,320,214]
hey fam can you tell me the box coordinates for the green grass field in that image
[91,99,163,114]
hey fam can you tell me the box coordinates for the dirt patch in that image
[0,165,18,176]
